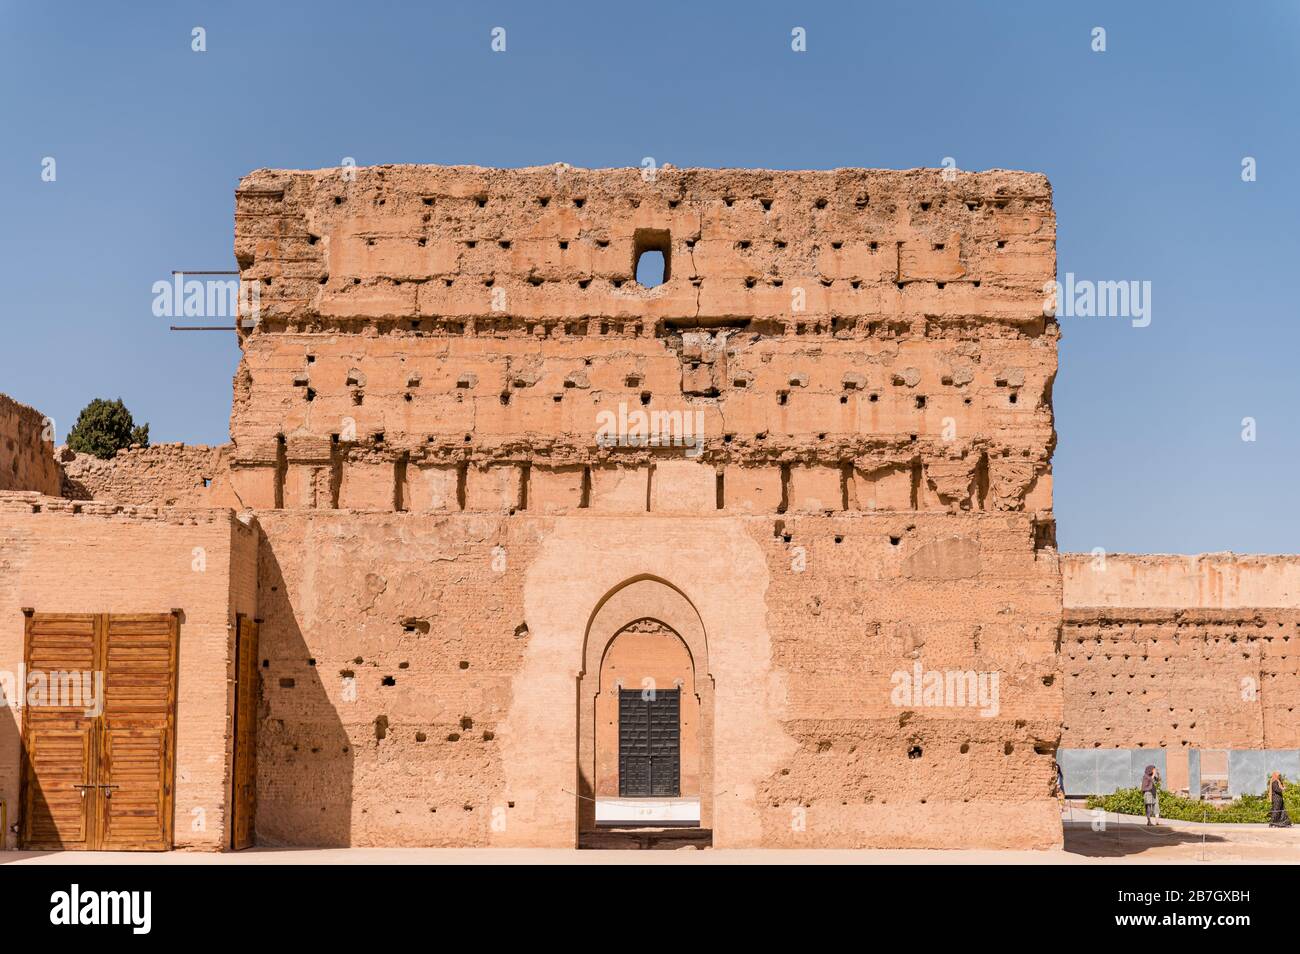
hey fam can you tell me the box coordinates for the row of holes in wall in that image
[901,741,1047,760]
[295,373,1023,408]
[302,219,1009,291]
[302,274,998,294]
[1071,626,1296,637]
[253,316,1031,342]
[335,192,1017,214]
[325,235,1006,267]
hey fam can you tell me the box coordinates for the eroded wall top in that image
[0,394,60,497]
[1063,553,1300,609]
[231,165,1057,516]
[235,164,1054,330]
[60,443,243,509]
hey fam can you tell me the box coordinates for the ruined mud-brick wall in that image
[234,164,1061,849]
[60,443,242,509]
[0,492,257,849]
[0,394,60,497]
[1062,554,1300,792]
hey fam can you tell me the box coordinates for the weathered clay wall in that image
[228,165,1057,520]
[756,512,1059,846]
[253,509,1060,849]
[1064,553,1300,610]
[0,395,60,497]
[234,163,1062,850]
[0,492,256,849]
[61,443,243,509]
[1061,554,1300,758]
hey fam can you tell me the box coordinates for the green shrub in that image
[1086,780,1298,823]
[66,398,150,460]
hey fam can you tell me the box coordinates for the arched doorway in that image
[577,577,713,842]
[595,619,698,804]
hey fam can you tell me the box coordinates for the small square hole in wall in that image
[633,228,671,288]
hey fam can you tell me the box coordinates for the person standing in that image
[1268,772,1292,828]
[1140,764,1161,825]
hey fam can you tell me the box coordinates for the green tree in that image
[66,398,150,459]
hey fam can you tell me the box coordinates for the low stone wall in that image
[61,443,242,508]
[1060,553,1300,797]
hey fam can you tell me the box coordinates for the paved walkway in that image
[4,812,1296,865]
[5,834,1298,865]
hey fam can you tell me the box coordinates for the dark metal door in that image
[618,688,680,797]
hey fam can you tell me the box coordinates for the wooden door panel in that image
[20,611,178,852]
[98,727,168,850]
[25,614,97,690]
[618,689,650,797]
[20,725,95,849]
[20,612,100,850]
[648,690,681,797]
[618,689,681,798]
[231,616,259,849]
[98,614,177,851]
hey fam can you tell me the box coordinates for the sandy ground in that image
[3,812,1297,864]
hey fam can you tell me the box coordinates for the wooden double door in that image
[618,688,681,797]
[20,612,178,851]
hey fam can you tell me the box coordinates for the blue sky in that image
[2,1,1297,554]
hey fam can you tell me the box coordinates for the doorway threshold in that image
[595,797,701,828]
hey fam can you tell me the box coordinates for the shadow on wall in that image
[255,541,354,846]
[1,702,20,851]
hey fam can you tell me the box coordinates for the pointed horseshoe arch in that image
[576,576,714,836]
